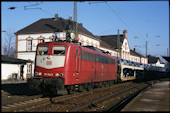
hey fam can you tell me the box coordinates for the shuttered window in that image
[27,40,32,51]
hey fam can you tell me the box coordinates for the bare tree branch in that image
[1,28,15,57]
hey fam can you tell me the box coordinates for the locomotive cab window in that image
[76,49,79,57]
[53,46,66,55]
[37,46,49,55]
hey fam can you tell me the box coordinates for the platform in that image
[121,80,170,111]
[1,80,27,84]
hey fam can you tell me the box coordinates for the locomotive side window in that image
[81,50,88,61]
[81,50,113,64]
[53,46,66,55]
[109,58,115,65]
[89,53,95,62]
[76,49,79,57]
[95,54,99,62]
[96,55,109,64]
[37,46,49,55]
[81,50,95,62]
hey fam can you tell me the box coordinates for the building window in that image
[86,40,89,45]
[27,40,32,51]
[49,35,55,42]
[39,39,44,43]
[27,63,32,74]
[91,41,94,46]
[95,43,98,48]
[80,38,84,46]
[38,36,45,43]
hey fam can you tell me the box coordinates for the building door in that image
[20,65,24,80]
[27,63,32,79]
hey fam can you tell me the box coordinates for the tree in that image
[1,29,15,57]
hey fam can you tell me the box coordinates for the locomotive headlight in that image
[60,73,63,77]
[47,55,51,59]
[34,72,38,76]
[55,73,60,77]
[39,72,42,76]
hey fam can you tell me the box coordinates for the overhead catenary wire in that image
[105,2,140,39]
[103,1,148,56]
[104,1,165,56]
[110,2,166,50]
[27,2,53,16]
[88,1,145,49]
[104,2,166,58]
[104,1,149,54]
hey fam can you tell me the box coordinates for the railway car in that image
[28,41,117,95]
[117,58,144,82]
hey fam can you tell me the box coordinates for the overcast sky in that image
[1,1,169,62]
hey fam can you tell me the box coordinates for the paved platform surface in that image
[121,80,170,112]
[1,80,27,84]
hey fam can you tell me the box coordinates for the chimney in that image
[79,23,83,26]
[123,30,127,38]
[69,14,72,20]
[134,48,135,52]
[54,14,58,20]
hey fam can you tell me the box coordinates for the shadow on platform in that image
[1,82,42,96]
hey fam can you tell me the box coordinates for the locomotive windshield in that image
[53,46,66,55]
[37,46,49,55]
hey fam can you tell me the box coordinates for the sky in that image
[1,1,169,63]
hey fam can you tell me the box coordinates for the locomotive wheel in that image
[106,81,110,86]
[108,81,112,86]
[86,83,93,91]
[98,82,103,88]
[78,84,85,92]
[94,82,101,88]
[102,81,107,87]
[68,89,75,94]
[67,85,75,94]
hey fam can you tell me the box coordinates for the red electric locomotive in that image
[28,41,117,95]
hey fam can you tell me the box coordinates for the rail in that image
[69,83,149,112]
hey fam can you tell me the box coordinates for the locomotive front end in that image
[28,42,68,95]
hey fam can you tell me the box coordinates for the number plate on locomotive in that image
[46,61,52,65]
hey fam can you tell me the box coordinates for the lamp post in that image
[117,29,120,58]
[134,34,148,57]
[133,34,161,57]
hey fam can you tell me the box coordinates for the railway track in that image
[2,95,42,106]
[70,83,149,112]
[2,81,155,112]
[2,96,48,112]
[1,81,132,112]
[108,85,149,112]
[26,82,148,112]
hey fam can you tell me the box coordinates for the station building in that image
[147,55,165,67]
[15,15,100,79]
[1,55,32,80]
[14,14,163,79]
[98,30,148,64]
